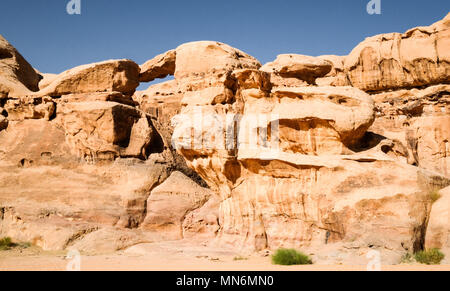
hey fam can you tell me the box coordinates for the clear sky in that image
[1,0,448,77]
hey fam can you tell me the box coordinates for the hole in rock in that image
[18,158,33,168]
[137,74,175,92]
[349,132,387,152]
[0,49,13,59]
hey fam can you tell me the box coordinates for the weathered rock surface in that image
[5,96,55,121]
[345,13,450,92]
[425,186,450,250]
[1,14,450,260]
[139,50,176,83]
[55,101,158,161]
[370,85,450,177]
[261,54,332,85]
[316,55,350,87]
[0,35,41,97]
[182,195,220,240]
[133,80,181,124]
[37,60,140,97]
[0,160,172,251]
[37,73,58,90]
[0,37,204,253]
[59,91,136,106]
[174,41,261,92]
[141,171,213,239]
[171,37,450,253]
[0,114,8,131]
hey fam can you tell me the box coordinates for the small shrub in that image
[233,256,248,261]
[400,253,415,264]
[271,248,312,266]
[0,237,31,251]
[428,189,442,204]
[415,248,445,265]
[0,237,14,250]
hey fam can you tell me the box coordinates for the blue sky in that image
[1,0,448,78]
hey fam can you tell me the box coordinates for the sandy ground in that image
[1,241,449,271]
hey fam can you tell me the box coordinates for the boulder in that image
[37,60,140,97]
[174,41,261,92]
[261,54,332,85]
[55,101,158,161]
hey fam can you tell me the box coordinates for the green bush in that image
[0,237,14,250]
[428,189,442,204]
[271,248,312,265]
[415,248,445,265]
[400,252,415,264]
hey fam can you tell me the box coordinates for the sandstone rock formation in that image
[139,50,176,83]
[37,59,140,97]
[261,54,332,85]
[55,101,156,160]
[370,85,450,177]
[343,13,449,92]
[1,14,449,262]
[170,37,449,253]
[0,38,200,252]
[37,73,58,90]
[0,35,41,98]
[141,171,213,239]
[425,186,449,251]
[316,55,349,87]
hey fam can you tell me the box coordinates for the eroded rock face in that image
[37,73,58,91]
[139,50,176,83]
[0,35,41,97]
[55,101,157,161]
[261,54,332,85]
[316,55,350,87]
[38,59,140,97]
[345,14,449,92]
[5,96,55,121]
[1,14,450,258]
[370,85,450,177]
[425,186,450,251]
[141,171,213,238]
[0,115,7,131]
[174,41,261,92]
[171,39,450,252]
[0,37,188,252]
